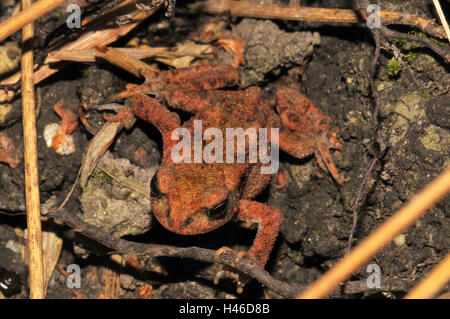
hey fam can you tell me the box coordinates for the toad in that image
[107,64,344,269]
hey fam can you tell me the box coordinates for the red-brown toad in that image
[109,64,344,268]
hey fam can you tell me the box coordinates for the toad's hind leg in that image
[275,87,345,185]
[163,88,212,113]
[160,64,240,91]
[111,64,239,101]
[162,64,240,113]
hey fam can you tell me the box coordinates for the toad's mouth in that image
[155,211,234,235]
[152,201,236,235]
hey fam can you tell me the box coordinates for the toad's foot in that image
[214,266,249,294]
[214,247,249,294]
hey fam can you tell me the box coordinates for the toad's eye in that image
[150,174,162,198]
[207,198,228,220]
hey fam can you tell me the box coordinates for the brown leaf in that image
[155,41,215,68]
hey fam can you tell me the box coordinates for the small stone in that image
[43,123,76,155]
[393,234,406,246]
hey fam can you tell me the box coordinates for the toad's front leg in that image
[105,94,181,158]
[214,199,283,293]
[131,94,182,158]
[235,200,283,267]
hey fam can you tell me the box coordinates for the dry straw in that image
[405,253,450,299]
[0,0,67,42]
[21,0,45,299]
[432,0,450,42]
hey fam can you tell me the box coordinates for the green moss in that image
[409,31,444,46]
[430,37,445,46]
[394,38,408,47]
[90,170,106,179]
[404,51,417,62]
[409,31,427,38]
[387,59,401,76]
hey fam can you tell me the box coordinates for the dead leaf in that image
[155,41,215,69]
[217,38,245,68]
[41,224,63,295]
[189,16,232,43]
[80,121,123,188]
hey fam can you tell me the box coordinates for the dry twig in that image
[432,0,450,42]
[0,0,165,102]
[347,0,385,254]
[347,0,450,254]
[21,0,45,299]
[95,46,154,78]
[47,47,211,63]
[0,0,67,42]
[379,26,450,63]
[189,0,448,39]
[45,203,416,298]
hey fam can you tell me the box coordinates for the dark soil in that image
[0,0,448,299]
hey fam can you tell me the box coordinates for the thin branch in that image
[347,0,384,254]
[188,0,448,39]
[379,26,450,63]
[46,204,416,298]
[0,0,67,42]
[347,157,377,253]
[47,206,302,298]
[342,278,414,295]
